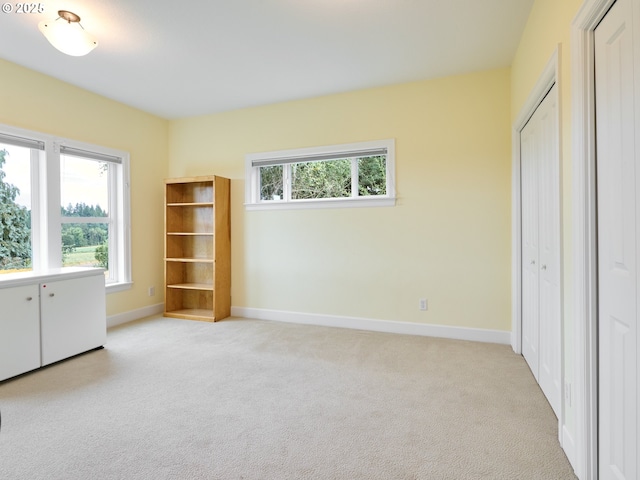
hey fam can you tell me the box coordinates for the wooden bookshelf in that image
[164,175,230,321]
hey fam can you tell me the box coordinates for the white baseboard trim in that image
[511,331,517,352]
[230,306,511,345]
[107,303,164,328]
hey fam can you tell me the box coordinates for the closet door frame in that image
[511,46,563,435]
[572,3,610,475]
[573,0,640,477]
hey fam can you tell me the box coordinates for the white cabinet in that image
[0,268,106,381]
[40,273,106,366]
[0,284,40,381]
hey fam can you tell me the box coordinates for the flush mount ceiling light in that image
[38,10,98,56]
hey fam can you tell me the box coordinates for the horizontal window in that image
[245,139,395,210]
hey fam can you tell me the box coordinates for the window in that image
[0,124,131,293]
[245,139,395,209]
[0,137,36,272]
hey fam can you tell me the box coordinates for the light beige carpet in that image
[0,316,576,479]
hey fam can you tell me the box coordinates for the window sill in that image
[106,281,133,294]
[245,196,395,211]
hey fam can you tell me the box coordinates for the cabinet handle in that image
[541,265,547,270]
[26,296,33,301]
[530,260,536,265]
[49,293,55,297]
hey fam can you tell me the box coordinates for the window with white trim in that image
[245,139,395,210]
[0,124,131,292]
[0,134,36,272]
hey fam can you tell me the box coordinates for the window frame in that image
[245,139,396,210]
[0,123,132,294]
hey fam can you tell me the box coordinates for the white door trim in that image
[571,1,617,478]
[511,45,563,441]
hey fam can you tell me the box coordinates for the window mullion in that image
[284,164,292,201]
[108,164,118,282]
[29,149,42,270]
[252,166,260,203]
[351,158,358,197]
[46,142,62,268]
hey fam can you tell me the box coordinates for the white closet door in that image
[521,109,540,378]
[521,84,561,417]
[535,86,561,418]
[596,0,638,477]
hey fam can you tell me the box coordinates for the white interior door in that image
[596,0,639,477]
[521,84,561,417]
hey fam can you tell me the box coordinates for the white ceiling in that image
[0,0,534,120]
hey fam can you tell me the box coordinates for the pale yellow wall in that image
[169,68,512,331]
[511,0,584,461]
[0,58,169,317]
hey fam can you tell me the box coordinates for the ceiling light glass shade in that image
[38,13,98,56]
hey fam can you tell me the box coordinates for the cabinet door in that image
[0,284,40,381]
[40,274,106,366]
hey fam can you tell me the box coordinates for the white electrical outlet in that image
[419,298,428,311]
[148,286,155,297]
